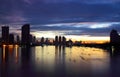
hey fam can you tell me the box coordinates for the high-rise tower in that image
[2,26,9,44]
[21,24,30,45]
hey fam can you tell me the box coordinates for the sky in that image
[0,0,120,42]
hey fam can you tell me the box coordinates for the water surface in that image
[0,45,120,77]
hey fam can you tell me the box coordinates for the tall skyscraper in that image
[29,34,33,44]
[2,26,9,44]
[62,36,66,45]
[9,34,14,44]
[16,35,20,44]
[55,36,58,45]
[21,24,30,45]
[33,36,36,43]
[110,29,120,45]
[41,37,44,44]
[59,36,62,45]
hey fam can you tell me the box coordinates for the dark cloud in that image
[28,22,120,36]
[0,0,120,37]
[0,0,120,24]
[22,3,120,25]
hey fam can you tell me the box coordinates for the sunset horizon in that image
[0,21,118,44]
[1,0,120,77]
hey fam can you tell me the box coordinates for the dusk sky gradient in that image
[0,0,120,41]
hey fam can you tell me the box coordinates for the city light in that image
[8,45,14,48]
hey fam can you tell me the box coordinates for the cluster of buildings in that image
[54,36,73,46]
[0,24,36,46]
[3,24,118,47]
[0,24,75,46]
[40,36,74,46]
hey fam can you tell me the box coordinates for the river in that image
[0,45,120,77]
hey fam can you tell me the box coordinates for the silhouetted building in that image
[29,34,33,45]
[59,36,62,45]
[41,37,44,44]
[45,38,49,45]
[110,29,120,45]
[66,39,73,47]
[21,24,30,45]
[16,35,20,44]
[55,36,59,45]
[2,26,9,44]
[0,37,2,44]
[74,41,82,46]
[9,34,14,44]
[33,36,36,43]
[62,36,66,45]
[29,34,36,45]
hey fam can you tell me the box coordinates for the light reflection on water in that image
[0,46,112,77]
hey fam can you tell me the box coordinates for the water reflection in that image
[1,45,19,63]
[65,47,110,77]
[20,47,34,77]
[109,46,120,77]
[35,46,56,76]
[1,45,20,77]
[15,45,19,63]
[55,46,66,77]
[0,46,117,77]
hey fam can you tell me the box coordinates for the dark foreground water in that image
[0,45,120,77]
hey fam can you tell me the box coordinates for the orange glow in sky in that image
[32,32,109,43]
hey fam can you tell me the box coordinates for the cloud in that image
[0,0,120,24]
[0,0,120,39]
[22,3,120,24]
[0,10,29,24]
[4,15,26,23]
[0,22,119,38]
[23,0,33,4]
[29,22,120,37]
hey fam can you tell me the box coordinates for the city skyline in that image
[0,24,115,46]
[1,1,120,77]
[0,22,118,43]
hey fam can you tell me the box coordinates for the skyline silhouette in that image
[0,24,119,47]
[0,22,115,43]
[0,24,120,47]
[0,0,120,77]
